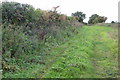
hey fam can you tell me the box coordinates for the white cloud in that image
[3,0,119,23]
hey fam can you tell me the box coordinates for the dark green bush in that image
[2,2,82,77]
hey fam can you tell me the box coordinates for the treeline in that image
[2,2,76,27]
[2,2,108,26]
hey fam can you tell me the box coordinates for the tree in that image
[2,2,35,25]
[88,14,99,24]
[88,14,107,24]
[72,11,86,23]
[111,21,115,23]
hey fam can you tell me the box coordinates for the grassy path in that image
[41,26,118,78]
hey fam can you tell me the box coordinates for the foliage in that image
[88,14,107,24]
[72,11,86,23]
[3,25,118,78]
[2,1,117,78]
[2,1,82,78]
[2,2,34,25]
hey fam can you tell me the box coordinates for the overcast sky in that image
[3,0,119,23]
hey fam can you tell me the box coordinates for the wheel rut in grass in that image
[40,26,118,78]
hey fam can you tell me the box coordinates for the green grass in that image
[42,26,118,78]
[3,25,118,78]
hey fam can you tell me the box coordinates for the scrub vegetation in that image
[1,1,118,78]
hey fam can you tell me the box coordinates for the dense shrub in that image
[2,2,82,76]
[88,14,107,24]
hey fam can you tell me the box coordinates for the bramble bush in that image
[2,2,82,76]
